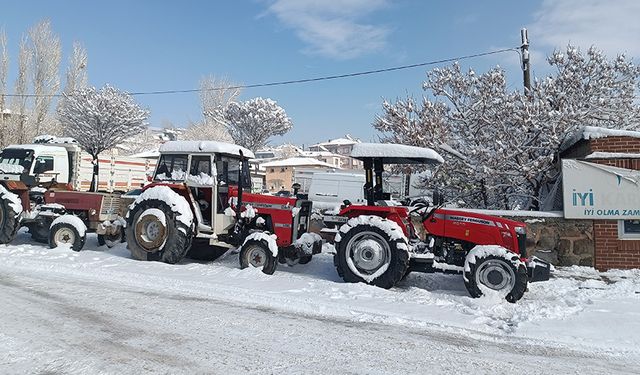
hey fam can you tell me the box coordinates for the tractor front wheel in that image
[464,249,528,303]
[49,222,86,252]
[239,238,278,275]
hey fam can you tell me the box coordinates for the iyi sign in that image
[562,159,640,219]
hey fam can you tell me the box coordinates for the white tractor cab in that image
[151,141,254,241]
[125,140,323,270]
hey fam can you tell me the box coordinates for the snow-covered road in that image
[1,230,639,374]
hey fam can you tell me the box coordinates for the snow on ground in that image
[1,229,639,374]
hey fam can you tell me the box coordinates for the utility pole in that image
[520,28,531,94]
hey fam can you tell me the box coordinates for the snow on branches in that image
[374,45,640,210]
[58,85,149,190]
[224,97,293,150]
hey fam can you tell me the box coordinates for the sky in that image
[1,0,639,147]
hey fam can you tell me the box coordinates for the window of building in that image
[280,167,286,173]
[618,220,640,240]
[270,168,275,173]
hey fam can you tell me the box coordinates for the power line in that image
[3,47,519,98]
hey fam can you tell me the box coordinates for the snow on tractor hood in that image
[159,141,255,159]
[350,143,444,164]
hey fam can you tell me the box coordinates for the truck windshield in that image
[0,148,34,173]
[155,154,188,181]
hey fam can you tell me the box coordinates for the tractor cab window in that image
[187,155,214,185]
[216,155,250,187]
[155,154,188,181]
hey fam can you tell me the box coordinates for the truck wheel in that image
[239,239,277,275]
[0,195,20,244]
[464,252,528,303]
[49,222,86,252]
[126,200,192,264]
[97,229,123,248]
[335,222,409,289]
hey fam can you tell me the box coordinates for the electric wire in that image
[2,47,519,98]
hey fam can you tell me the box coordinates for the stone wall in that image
[502,215,594,267]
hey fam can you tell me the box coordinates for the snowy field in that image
[1,229,640,374]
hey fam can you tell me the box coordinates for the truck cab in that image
[0,144,72,185]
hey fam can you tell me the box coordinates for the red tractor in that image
[125,141,322,273]
[325,143,550,302]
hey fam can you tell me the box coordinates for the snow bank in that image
[129,186,194,228]
[243,231,278,257]
[0,184,23,215]
[0,163,25,174]
[51,215,87,237]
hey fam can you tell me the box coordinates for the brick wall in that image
[585,136,640,271]
[593,220,640,270]
[590,136,640,153]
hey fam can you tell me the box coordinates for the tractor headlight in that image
[515,226,526,235]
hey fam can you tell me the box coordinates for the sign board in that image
[562,159,640,219]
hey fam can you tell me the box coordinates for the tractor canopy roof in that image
[159,141,255,159]
[350,143,444,165]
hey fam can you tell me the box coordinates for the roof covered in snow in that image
[129,149,161,159]
[159,141,255,159]
[350,143,444,164]
[260,157,339,168]
[560,126,640,153]
[309,135,361,148]
[585,152,640,160]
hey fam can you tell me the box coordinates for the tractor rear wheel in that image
[464,250,528,303]
[126,199,192,264]
[0,195,20,244]
[335,221,409,289]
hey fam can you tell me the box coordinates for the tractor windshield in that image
[154,154,188,181]
[216,155,251,188]
[0,148,34,174]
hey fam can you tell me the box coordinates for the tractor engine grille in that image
[101,195,122,216]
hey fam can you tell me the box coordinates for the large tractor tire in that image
[239,234,278,275]
[463,247,528,303]
[126,199,192,264]
[334,216,410,289]
[0,193,21,244]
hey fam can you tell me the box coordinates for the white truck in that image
[0,138,155,192]
[308,172,366,209]
[0,137,156,250]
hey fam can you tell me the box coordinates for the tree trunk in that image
[91,155,99,192]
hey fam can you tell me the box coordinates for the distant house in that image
[307,134,363,170]
[261,157,339,192]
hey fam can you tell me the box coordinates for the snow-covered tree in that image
[62,42,88,95]
[0,29,8,148]
[224,97,293,150]
[10,37,31,145]
[374,45,640,209]
[28,20,61,137]
[183,76,238,142]
[58,85,149,191]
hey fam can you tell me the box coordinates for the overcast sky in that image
[2,0,639,146]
